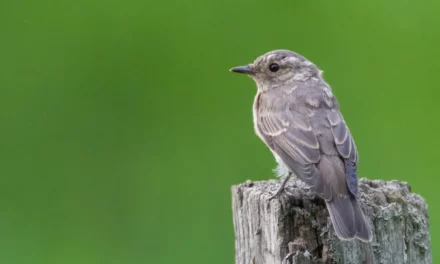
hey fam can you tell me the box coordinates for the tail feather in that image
[326,195,372,242]
[352,197,373,242]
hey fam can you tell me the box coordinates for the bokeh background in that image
[1,0,439,263]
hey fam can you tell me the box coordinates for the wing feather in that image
[327,111,359,163]
[256,92,360,199]
[257,104,330,198]
[327,111,360,195]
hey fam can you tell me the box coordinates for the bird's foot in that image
[268,174,291,200]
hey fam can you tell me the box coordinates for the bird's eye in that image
[269,63,280,72]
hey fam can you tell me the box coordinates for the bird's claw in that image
[268,185,286,200]
[268,174,292,200]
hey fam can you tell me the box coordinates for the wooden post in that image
[231,178,431,264]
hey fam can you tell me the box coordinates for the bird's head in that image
[230,50,322,92]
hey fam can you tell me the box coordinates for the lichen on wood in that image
[231,178,431,264]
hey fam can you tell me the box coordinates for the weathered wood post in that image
[232,178,431,264]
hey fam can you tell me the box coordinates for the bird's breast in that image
[252,92,265,143]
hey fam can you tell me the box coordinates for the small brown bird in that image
[230,49,372,242]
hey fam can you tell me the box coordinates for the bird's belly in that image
[273,153,291,178]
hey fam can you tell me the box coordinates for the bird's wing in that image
[256,98,333,200]
[327,110,358,163]
[327,110,359,196]
[257,91,367,239]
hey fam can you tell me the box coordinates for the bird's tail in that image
[325,195,372,242]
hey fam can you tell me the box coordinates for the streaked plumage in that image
[231,50,372,242]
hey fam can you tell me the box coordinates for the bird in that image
[230,49,373,242]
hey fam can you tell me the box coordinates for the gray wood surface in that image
[231,178,431,264]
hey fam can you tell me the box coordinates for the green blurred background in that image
[1,0,439,263]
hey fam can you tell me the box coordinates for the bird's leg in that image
[268,173,292,200]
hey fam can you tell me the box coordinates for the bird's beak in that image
[230,65,255,75]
